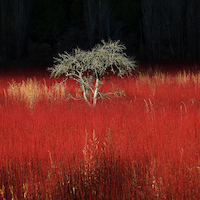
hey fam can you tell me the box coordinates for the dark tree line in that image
[0,0,32,62]
[141,0,200,60]
[83,0,112,48]
[0,0,200,65]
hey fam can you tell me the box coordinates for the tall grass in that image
[0,65,200,199]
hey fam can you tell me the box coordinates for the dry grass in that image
[6,78,71,108]
[136,70,200,87]
[5,77,125,108]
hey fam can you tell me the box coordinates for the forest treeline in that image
[0,0,200,66]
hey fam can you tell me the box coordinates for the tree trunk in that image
[0,0,32,63]
[140,0,198,60]
[186,0,200,60]
[0,0,14,61]
[141,0,161,60]
[83,0,97,48]
[13,0,32,61]
[83,0,112,48]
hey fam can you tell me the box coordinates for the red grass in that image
[0,62,200,199]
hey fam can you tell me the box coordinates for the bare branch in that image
[48,40,137,106]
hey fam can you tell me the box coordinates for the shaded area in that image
[0,0,200,69]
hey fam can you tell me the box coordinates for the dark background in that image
[0,0,200,68]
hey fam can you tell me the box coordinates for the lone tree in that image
[48,40,137,106]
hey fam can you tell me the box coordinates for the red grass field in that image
[0,61,200,199]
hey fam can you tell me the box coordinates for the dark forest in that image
[0,0,200,67]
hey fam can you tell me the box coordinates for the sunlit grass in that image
[6,78,77,108]
[6,77,125,108]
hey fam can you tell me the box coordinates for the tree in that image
[13,0,32,61]
[32,0,70,42]
[0,0,15,61]
[48,40,137,106]
[186,0,200,59]
[83,0,112,47]
[0,0,32,62]
[140,0,200,60]
[141,0,163,60]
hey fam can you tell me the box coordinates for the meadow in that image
[0,61,200,199]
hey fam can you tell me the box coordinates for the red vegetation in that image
[0,62,200,199]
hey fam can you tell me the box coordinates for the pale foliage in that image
[48,40,137,106]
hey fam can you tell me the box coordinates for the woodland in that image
[0,0,200,67]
